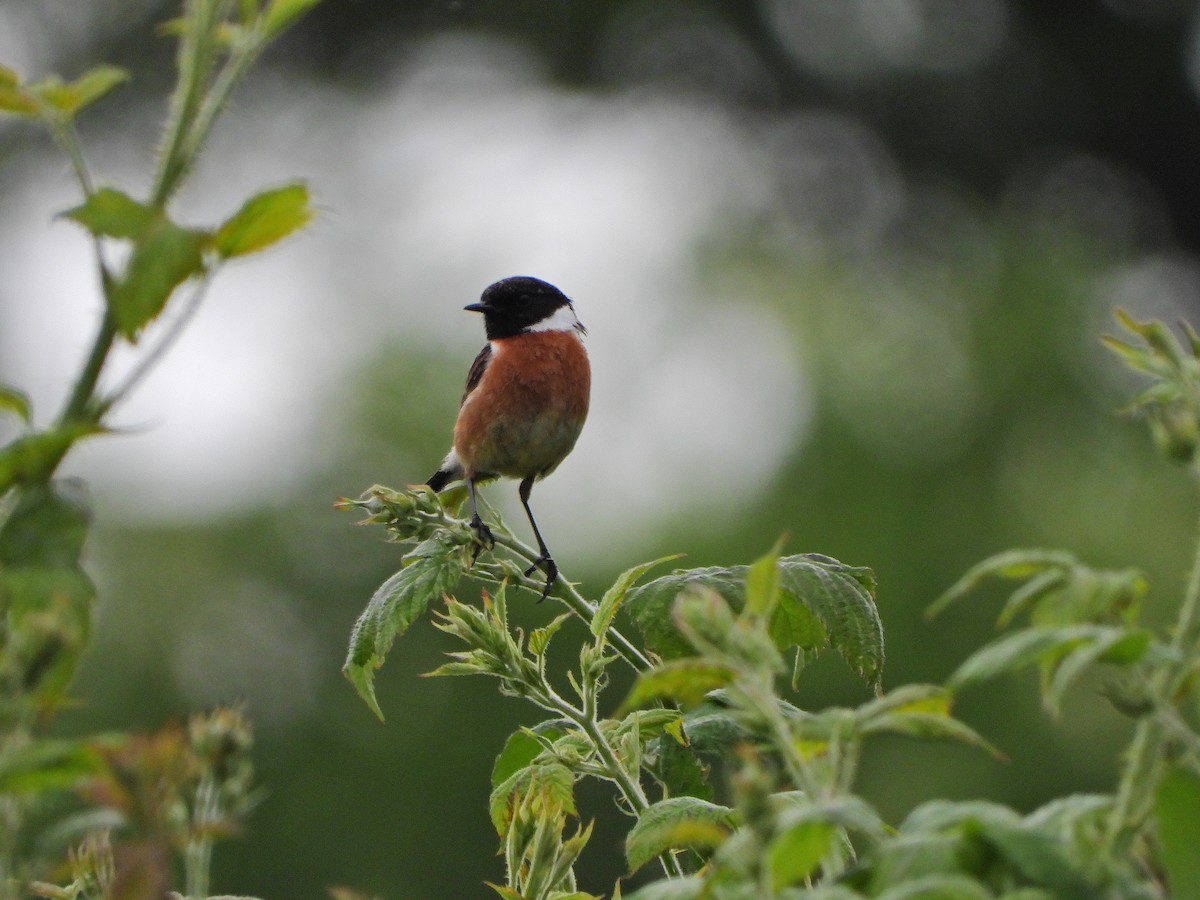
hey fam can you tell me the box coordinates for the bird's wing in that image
[461,343,492,406]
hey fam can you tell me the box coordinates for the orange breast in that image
[453,330,590,480]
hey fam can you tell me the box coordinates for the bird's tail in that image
[426,450,462,492]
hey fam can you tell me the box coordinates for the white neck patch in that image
[526,303,585,335]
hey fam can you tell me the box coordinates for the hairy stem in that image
[1107,504,1200,855]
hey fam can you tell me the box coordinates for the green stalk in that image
[1106,504,1200,856]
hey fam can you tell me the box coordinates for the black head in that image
[465,276,581,340]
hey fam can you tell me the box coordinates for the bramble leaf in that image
[592,553,683,639]
[619,659,737,713]
[108,219,211,339]
[214,182,313,258]
[342,535,463,720]
[62,187,155,240]
[625,797,735,873]
[625,553,883,690]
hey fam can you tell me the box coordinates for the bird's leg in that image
[518,476,557,600]
[466,477,494,563]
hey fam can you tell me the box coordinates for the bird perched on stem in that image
[426,276,590,599]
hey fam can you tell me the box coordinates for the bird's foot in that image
[524,555,558,601]
[468,514,495,564]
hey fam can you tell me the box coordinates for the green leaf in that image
[109,219,211,339]
[342,536,463,720]
[624,798,735,873]
[1156,765,1200,900]
[0,482,91,568]
[0,738,103,792]
[619,659,737,713]
[214,182,313,258]
[0,422,101,493]
[262,0,324,35]
[625,553,883,689]
[744,537,784,619]
[1045,627,1151,715]
[769,820,835,888]
[928,549,1076,618]
[492,725,566,791]
[67,65,129,112]
[591,553,683,639]
[529,612,571,658]
[651,734,712,801]
[489,760,575,835]
[778,554,884,690]
[62,187,155,240]
[860,709,1003,759]
[0,485,95,708]
[948,625,1104,692]
[0,385,31,424]
[625,565,747,659]
[0,84,38,116]
[972,820,1091,899]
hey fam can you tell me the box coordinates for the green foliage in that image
[0,0,320,896]
[339,308,1200,898]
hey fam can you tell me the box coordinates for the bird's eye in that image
[518,294,532,307]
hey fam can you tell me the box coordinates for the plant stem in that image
[489,530,655,672]
[1106,503,1200,855]
[184,771,218,898]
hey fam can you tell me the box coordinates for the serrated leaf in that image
[0,385,31,424]
[778,554,884,690]
[109,219,211,339]
[625,566,747,659]
[262,0,324,35]
[62,187,154,240]
[214,182,313,258]
[492,724,566,790]
[592,553,683,639]
[489,761,575,835]
[619,659,737,714]
[624,797,735,873]
[342,538,463,720]
[1155,765,1200,899]
[529,612,571,658]
[626,554,883,689]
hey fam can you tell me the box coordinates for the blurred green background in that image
[4,0,1200,895]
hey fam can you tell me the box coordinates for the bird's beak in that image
[464,302,490,314]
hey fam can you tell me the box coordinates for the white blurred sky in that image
[0,36,812,554]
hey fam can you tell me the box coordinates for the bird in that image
[425,276,590,599]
